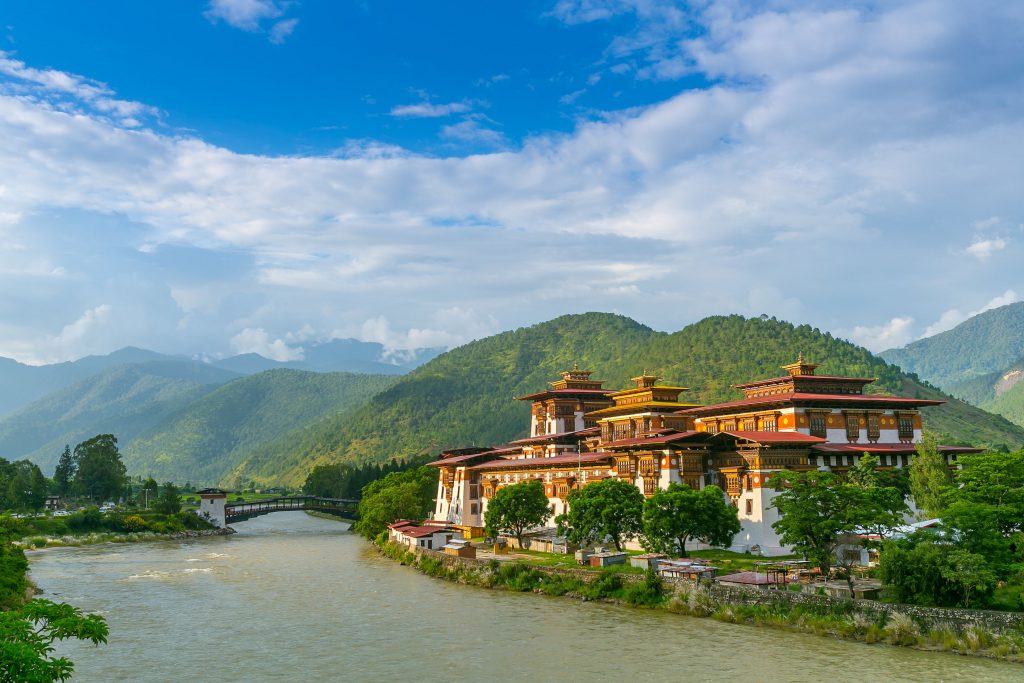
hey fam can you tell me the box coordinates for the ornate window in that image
[845,413,860,442]
[867,413,880,442]
[808,412,827,438]
[898,414,914,441]
[741,417,757,431]
[761,415,778,432]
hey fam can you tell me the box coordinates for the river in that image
[27,512,1022,682]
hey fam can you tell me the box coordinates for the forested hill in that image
[121,369,397,485]
[232,313,1024,487]
[880,302,1024,388]
[0,360,237,472]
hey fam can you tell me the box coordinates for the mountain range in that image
[881,302,1024,430]
[0,339,439,420]
[3,311,1023,488]
[225,313,1024,487]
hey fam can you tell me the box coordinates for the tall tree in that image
[557,478,643,551]
[353,467,436,539]
[72,435,128,503]
[909,432,952,518]
[53,446,74,497]
[155,482,181,515]
[771,469,906,590]
[641,483,740,555]
[484,479,550,548]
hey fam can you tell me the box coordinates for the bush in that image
[885,612,921,646]
[622,568,664,607]
[687,584,717,616]
[580,571,623,600]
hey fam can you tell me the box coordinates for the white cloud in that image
[389,101,472,118]
[229,327,303,361]
[844,316,916,352]
[920,289,1021,338]
[965,237,1007,261]
[2,1,1024,361]
[269,18,299,44]
[52,304,112,347]
[204,0,298,43]
[439,117,505,146]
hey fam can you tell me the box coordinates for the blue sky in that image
[1,1,1023,364]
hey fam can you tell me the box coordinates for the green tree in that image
[940,548,996,609]
[484,479,550,548]
[303,464,351,498]
[353,467,436,539]
[771,469,906,587]
[641,483,740,555]
[53,446,74,497]
[28,467,49,511]
[72,435,128,503]
[953,449,1024,535]
[908,432,952,518]
[557,478,643,551]
[155,482,181,515]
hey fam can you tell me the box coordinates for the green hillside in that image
[880,302,1024,388]
[123,369,397,485]
[0,361,237,472]
[983,379,1024,430]
[230,313,1024,487]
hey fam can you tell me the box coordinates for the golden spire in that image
[781,354,818,377]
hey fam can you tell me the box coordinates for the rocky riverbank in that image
[377,540,1024,664]
[20,526,235,551]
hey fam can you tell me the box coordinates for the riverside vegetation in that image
[376,539,1024,663]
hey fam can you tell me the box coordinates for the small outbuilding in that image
[716,571,788,589]
[588,551,627,567]
[442,538,477,558]
[630,553,668,570]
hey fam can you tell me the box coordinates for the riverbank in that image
[376,540,1024,664]
[19,526,235,551]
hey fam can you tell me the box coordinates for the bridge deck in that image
[225,495,358,521]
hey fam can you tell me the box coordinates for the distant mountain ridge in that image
[0,339,440,419]
[227,312,1024,487]
[881,302,1024,430]
[880,302,1024,388]
[0,360,238,471]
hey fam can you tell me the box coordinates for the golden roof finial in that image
[572,361,579,371]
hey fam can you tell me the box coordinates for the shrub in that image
[580,571,623,600]
[622,568,665,607]
[885,612,921,646]
[960,624,993,652]
[687,584,717,616]
[120,515,147,533]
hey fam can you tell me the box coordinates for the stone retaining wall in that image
[412,546,1024,633]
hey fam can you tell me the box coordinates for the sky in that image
[0,0,1022,365]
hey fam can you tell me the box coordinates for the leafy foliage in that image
[557,478,643,551]
[72,434,127,503]
[154,482,181,515]
[908,433,952,518]
[302,457,429,499]
[879,534,997,608]
[353,467,436,539]
[641,483,740,555]
[484,480,551,546]
[770,469,907,582]
[0,458,49,511]
[0,599,109,682]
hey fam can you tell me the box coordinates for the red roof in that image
[399,525,458,538]
[514,388,614,401]
[508,427,599,445]
[604,431,707,448]
[813,443,983,454]
[734,375,875,389]
[681,392,944,415]
[427,448,518,467]
[715,431,827,444]
[469,452,612,471]
[388,520,414,529]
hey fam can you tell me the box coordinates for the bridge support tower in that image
[198,488,228,528]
